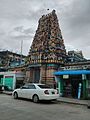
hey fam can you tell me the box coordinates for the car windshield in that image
[38,85,52,89]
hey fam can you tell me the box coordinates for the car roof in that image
[24,83,45,86]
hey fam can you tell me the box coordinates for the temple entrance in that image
[34,68,40,83]
[29,66,41,83]
[33,67,40,83]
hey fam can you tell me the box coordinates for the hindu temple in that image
[27,10,66,86]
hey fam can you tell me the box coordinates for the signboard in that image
[5,76,13,78]
[63,75,69,79]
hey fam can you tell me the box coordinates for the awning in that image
[54,70,90,75]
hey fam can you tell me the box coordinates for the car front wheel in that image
[14,92,18,99]
[32,95,39,103]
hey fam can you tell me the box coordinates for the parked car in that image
[12,83,59,103]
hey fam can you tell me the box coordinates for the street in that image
[0,94,90,120]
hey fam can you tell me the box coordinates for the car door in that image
[19,85,29,98]
[26,85,36,99]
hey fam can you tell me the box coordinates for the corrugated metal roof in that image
[54,70,90,75]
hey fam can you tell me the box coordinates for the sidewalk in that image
[57,97,89,106]
[3,91,12,95]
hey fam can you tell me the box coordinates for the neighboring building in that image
[0,50,26,67]
[67,50,86,63]
[0,67,7,72]
[27,10,67,86]
[54,60,90,100]
[54,69,90,99]
[0,71,25,90]
[64,60,90,70]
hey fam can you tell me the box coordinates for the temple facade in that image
[27,10,66,86]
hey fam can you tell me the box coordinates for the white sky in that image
[0,0,90,59]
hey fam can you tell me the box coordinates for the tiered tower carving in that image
[28,10,66,85]
[29,10,66,64]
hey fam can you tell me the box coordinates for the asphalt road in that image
[0,94,90,120]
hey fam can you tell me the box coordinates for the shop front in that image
[0,71,25,91]
[54,70,90,99]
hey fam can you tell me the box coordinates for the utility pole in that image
[20,40,23,65]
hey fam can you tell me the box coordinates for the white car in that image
[12,83,59,103]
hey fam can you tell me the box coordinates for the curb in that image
[57,100,88,106]
[3,91,12,95]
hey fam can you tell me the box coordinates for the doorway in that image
[33,67,40,83]
[0,75,3,85]
[70,75,82,98]
[63,75,83,98]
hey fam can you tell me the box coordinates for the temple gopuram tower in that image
[27,10,66,86]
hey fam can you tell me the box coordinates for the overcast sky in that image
[0,0,90,59]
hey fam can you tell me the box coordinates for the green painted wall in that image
[57,76,63,96]
[4,78,13,90]
[86,79,90,98]
[82,80,86,99]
